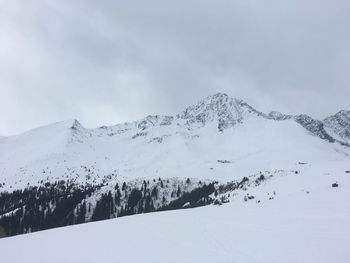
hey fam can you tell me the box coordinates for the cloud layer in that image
[1,0,349,135]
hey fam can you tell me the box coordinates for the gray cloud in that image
[0,0,349,135]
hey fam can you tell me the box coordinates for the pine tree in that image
[177,185,181,197]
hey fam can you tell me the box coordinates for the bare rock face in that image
[324,110,350,143]
[137,115,174,130]
[294,114,335,143]
[177,93,267,131]
[268,111,292,121]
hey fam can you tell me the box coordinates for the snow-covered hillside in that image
[0,93,349,239]
[1,161,349,263]
[0,93,349,190]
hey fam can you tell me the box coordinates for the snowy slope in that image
[0,93,349,191]
[0,93,350,260]
[1,162,349,263]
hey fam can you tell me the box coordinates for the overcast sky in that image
[0,0,349,135]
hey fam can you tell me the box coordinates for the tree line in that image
[0,178,219,238]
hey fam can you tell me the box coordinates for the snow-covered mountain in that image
[0,93,348,189]
[0,93,349,239]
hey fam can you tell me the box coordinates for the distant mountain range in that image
[0,93,349,237]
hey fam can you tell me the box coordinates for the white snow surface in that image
[0,94,350,262]
[1,162,349,263]
[0,94,349,190]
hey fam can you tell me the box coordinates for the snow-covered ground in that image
[0,94,349,262]
[1,163,349,263]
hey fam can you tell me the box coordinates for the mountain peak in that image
[205,92,230,101]
[47,119,88,144]
[70,119,83,131]
[177,93,264,131]
[48,119,83,130]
